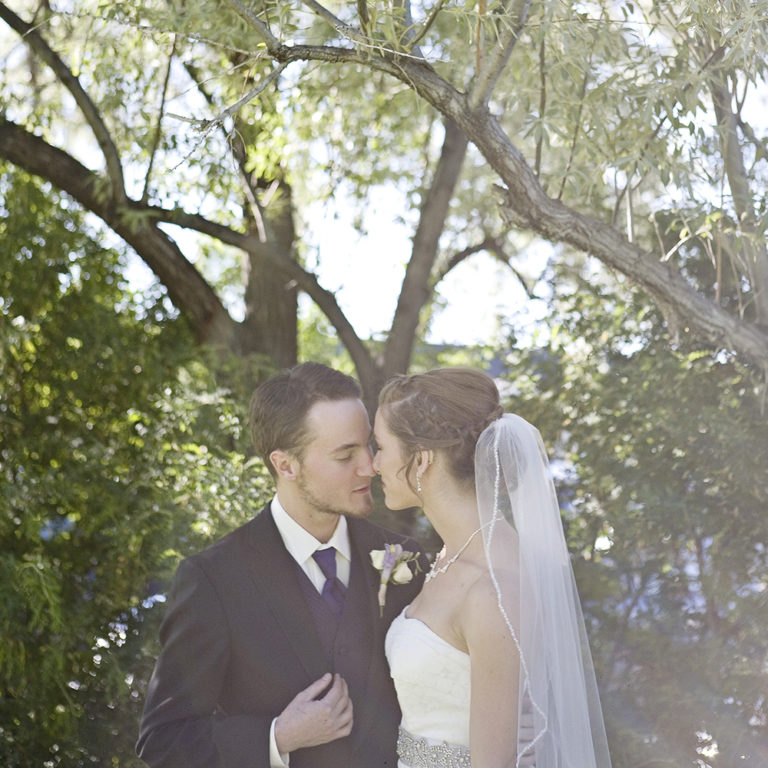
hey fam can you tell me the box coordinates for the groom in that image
[137,362,425,768]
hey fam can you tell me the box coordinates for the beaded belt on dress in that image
[397,727,471,768]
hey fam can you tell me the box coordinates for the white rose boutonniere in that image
[370,543,420,616]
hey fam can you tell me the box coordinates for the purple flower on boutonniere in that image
[370,543,420,616]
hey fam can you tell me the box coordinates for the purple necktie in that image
[312,548,347,621]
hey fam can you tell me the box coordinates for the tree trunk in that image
[239,182,298,368]
[384,118,469,374]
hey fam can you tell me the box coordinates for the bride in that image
[372,368,612,768]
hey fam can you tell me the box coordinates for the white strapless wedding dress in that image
[385,607,471,767]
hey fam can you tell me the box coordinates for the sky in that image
[299,186,550,347]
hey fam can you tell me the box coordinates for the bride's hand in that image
[274,673,354,753]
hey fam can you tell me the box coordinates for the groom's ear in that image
[270,449,299,480]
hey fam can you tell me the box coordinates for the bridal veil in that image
[475,414,612,768]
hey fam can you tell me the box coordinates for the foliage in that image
[499,269,768,767]
[0,167,273,767]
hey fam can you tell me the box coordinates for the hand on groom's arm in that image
[274,672,354,753]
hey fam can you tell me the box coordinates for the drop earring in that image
[416,474,422,493]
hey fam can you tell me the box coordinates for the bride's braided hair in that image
[378,368,503,489]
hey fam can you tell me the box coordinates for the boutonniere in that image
[370,543,420,616]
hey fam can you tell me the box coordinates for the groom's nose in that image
[358,448,376,478]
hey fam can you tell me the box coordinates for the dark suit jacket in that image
[137,505,426,768]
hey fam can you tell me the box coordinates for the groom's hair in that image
[249,362,361,477]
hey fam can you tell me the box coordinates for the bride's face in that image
[372,410,419,511]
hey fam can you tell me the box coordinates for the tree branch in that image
[7,4,768,372]
[434,238,497,283]
[434,236,536,299]
[612,42,727,227]
[737,116,768,168]
[710,73,768,324]
[557,58,591,201]
[0,117,378,376]
[142,34,177,204]
[534,33,545,179]
[182,61,266,240]
[267,259,379,390]
[408,0,445,50]
[0,2,127,204]
[391,0,423,54]
[0,118,233,345]
[356,0,370,34]
[468,0,531,110]
[220,0,280,49]
[299,0,368,45]
[199,62,288,132]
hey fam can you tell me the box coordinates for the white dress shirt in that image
[268,495,352,767]
[270,495,351,588]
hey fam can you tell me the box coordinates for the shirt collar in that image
[270,495,351,565]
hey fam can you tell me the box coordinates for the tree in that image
[125,0,768,372]
[0,0,528,406]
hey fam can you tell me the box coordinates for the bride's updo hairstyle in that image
[378,368,503,489]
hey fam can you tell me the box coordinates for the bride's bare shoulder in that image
[461,560,519,624]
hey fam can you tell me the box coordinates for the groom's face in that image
[293,398,376,519]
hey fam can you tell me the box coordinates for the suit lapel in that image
[241,509,405,755]
[244,507,329,682]
[344,519,389,747]
[348,518,386,632]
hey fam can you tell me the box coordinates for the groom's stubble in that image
[296,468,374,521]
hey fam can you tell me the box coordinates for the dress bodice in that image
[385,607,471,748]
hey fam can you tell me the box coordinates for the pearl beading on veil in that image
[484,420,549,766]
